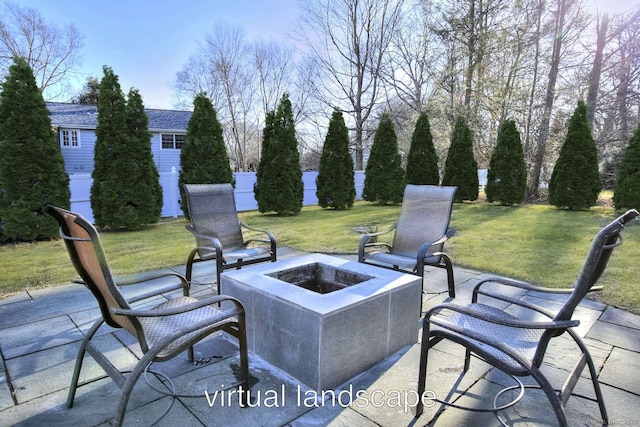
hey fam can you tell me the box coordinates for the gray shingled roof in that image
[46,102,192,132]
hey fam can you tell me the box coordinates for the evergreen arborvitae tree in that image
[316,108,355,209]
[442,116,478,202]
[254,110,276,213]
[125,88,163,225]
[613,122,640,210]
[549,100,601,210]
[255,93,303,215]
[91,66,159,229]
[485,119,527,205]
[179,93,232,218]
[406,111,439,185]
[362,113,405,204]
[0,57,70,241]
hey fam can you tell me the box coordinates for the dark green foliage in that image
[125,89,163,225]
[91,66,161,229]
[362,113,405,204]
[549,100,601,210]
[0,57,70,241]
[316,108,355,209]
[406,111,439,185]
[254,94,303,215]
[442,116,478,202]
[179,93,233,219]
[614,122,640,210]
[485,119,527,205]
[254,111,276,212]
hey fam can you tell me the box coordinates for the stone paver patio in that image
[1,247,640,426]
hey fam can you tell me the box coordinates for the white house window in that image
[162,133,186,149]
[61,129,80,148]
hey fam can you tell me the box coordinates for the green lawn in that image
[1,202,638,313]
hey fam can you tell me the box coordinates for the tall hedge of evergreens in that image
[362,113,405,204]
[406,111,439,185]
[613,122,640,211]
[254,93,303,215]
[549,100,601,210]
[442,116,478,202]
[0,57,70,241]
[485,119,527,205]
[179,93,232,219]
[316,108,355,209]
[91,66,161,229]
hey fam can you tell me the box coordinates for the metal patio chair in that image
[183,184,277,293]
[358,185,457,306]
[416,209,639,426]
[46,206,250,426]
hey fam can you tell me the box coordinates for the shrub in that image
[362,113,405,204]
[613,122,640,211]
[549,100,601,210]
[316,108,355,209]
[406,111,439,185]
[0,57,70,241]
[485,119,527,205]
[254,94,303,215]
[91,66,161,229]
[442,116,478,202]
[179,93,233,219]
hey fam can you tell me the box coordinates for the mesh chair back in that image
[46,206,139,335]
[392,185,457,258]
[184,184,245,255]
[554,209,638,322]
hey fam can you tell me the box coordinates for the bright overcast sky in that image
[16,0,640,110]
[18,0,300,110]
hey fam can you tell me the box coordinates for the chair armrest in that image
[358,222,397,261]
[426,303,579,331]
[112,294,244,318]
[240,221,276,243]
[118,272,190,303]
[185,225,223,254]
[473,276,575,300]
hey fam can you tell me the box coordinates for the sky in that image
[14,0,640,111]
[17,0,300,110]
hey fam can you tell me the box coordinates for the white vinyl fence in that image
[70,170,366,223]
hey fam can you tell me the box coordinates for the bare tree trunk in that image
[464,0,477,110]
[586,12,609,127]
[524,0,543,157]
[527,0,567,200]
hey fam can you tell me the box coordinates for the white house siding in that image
[59,128,97,175]
[151,133,182,173]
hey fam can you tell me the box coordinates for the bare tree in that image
[296,0,404,170]
[252,39,294,116]
[383,0,438,114]
[0,2,82,100]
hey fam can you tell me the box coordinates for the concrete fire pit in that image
[220,253,421,391]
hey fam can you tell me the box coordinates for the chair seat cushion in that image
[199,246,271,263]
[431,303,544,376]
[364,251,442,272]
[139,296,222,359]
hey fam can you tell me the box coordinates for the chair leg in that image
[67,318,104,408]
[529,366,569,427]
[570,331,608,423]
[440,254,455,298]
[237,315,251,406]
[416,321,432,417]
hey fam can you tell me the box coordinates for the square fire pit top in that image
[221,253,419,316]
[266,262,375,294]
